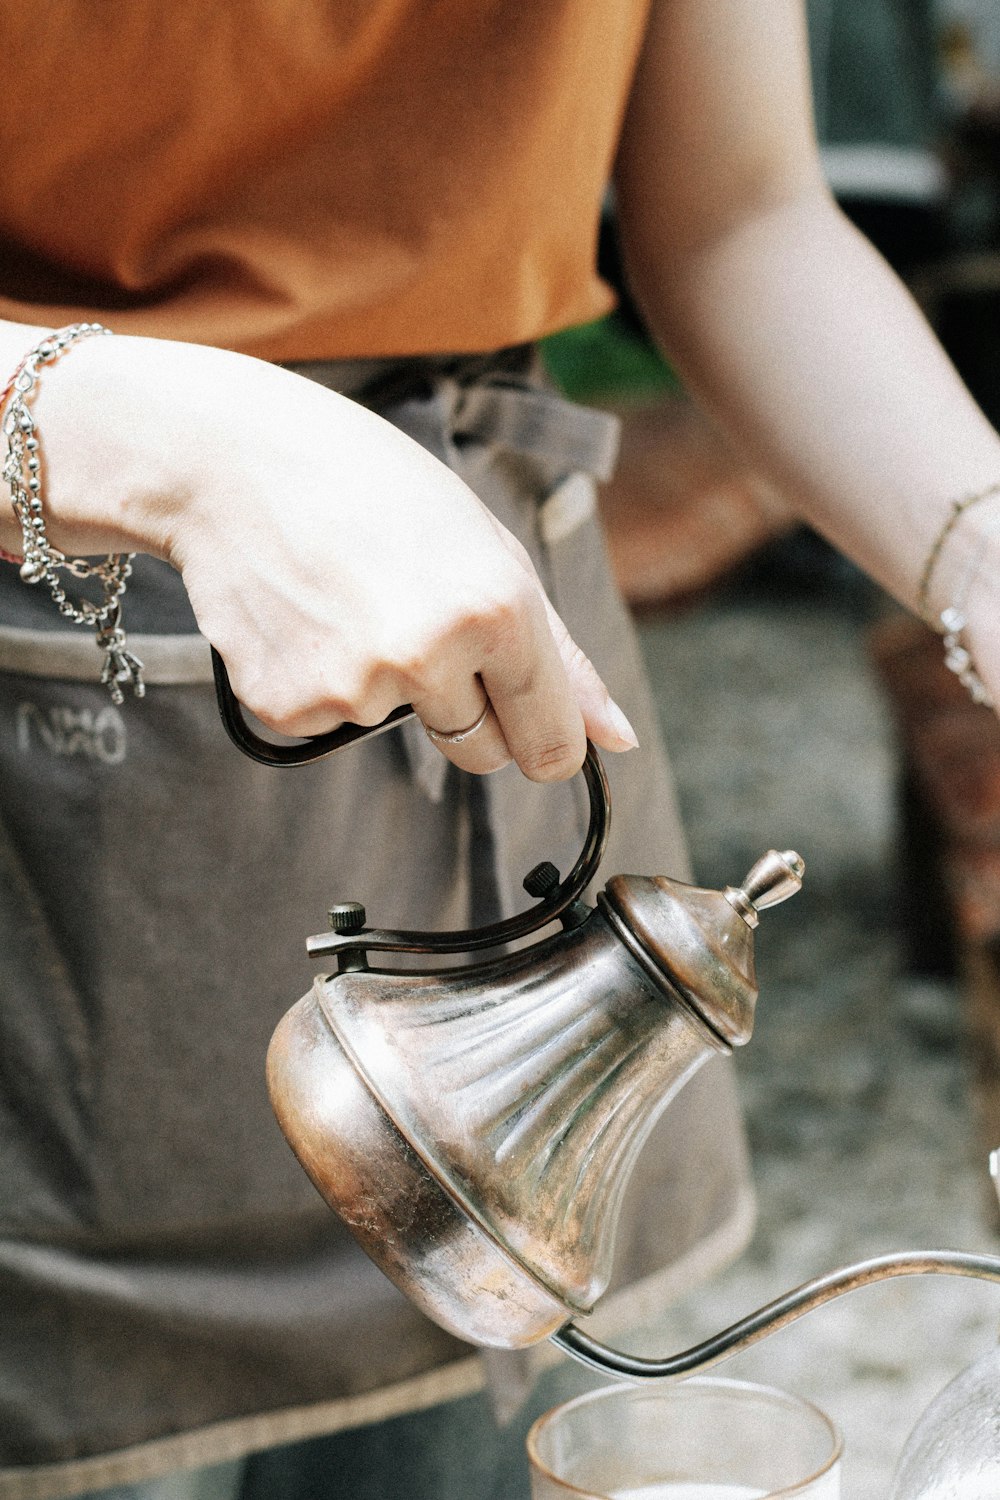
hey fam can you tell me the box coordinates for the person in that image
[2,4,999,1499]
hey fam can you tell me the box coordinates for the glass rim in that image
[525,1374,844,1498]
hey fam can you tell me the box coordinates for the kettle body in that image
[267,902,730,1348]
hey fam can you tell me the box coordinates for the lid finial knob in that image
[724,850,805,929]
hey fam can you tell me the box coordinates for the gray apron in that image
[0,352,753,1500]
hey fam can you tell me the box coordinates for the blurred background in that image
[538,3,1000,1494]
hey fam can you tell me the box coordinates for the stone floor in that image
[625,538,1000,1497]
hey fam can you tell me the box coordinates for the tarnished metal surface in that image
[267,832,803,1350]
[313,912,716,1315]
[266,991,570,1348]
[599,851,804,1048]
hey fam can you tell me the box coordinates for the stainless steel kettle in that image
[213,652,1000,1381]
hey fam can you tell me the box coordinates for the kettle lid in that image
[600,850,804,1048]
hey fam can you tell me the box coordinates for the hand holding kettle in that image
[0,323,637,780]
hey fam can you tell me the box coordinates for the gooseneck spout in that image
[553,1250,1000,1379]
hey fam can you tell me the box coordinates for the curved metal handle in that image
[211,645,414,766]
[552,1249,1000,1381]
[211,645,612,957]
[307,742,611,959]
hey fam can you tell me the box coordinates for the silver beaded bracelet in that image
[916,481,1000,711]
[2,323,144,705]
[939,603,993,707]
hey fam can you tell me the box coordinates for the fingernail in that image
[607,699,639,750]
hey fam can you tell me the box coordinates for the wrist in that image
[959,503,1000,687]
[2,326,118,574]
[0,323,156,703]
[917,483,1000,626]
[0,322,50,559]
[0,327,261,563]
[15,329,211,561]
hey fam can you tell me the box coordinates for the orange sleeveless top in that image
[0,3,650,360]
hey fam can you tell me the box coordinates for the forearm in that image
[618,185,1000,618]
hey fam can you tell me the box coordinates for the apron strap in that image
[450,382,620,483]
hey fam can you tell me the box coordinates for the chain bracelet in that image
[917,482,1000,711]
[917,481,1000,625]
[1,323,144,705]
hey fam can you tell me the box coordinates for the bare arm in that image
[614,0,1000,692]
[0,323,636,778]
